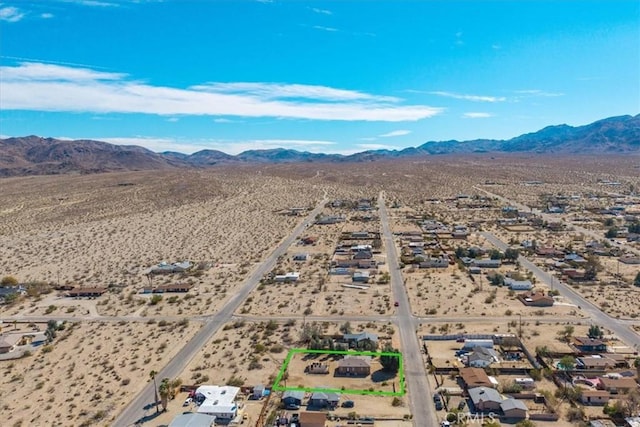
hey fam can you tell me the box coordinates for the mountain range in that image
[1,114,638,176]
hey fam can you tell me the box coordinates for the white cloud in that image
[463,112,493,119]
[1,62,443,122]
[514,89,564,97]
[41,12,54,18]
[166,117,179,122]
[0,6,25,22]
[64,0,120,7]
[378,130,411,138]
[312,25,338,32]
[430,91,506,103]
[310,7,332,15]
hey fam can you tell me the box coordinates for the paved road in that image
[378,193,439,427]
[112,197,328,427]
[480,231,640,350]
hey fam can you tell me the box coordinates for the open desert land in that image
[0,169,333,318]
[0,319,199,427]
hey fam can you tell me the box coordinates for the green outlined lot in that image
[271,348,405,396]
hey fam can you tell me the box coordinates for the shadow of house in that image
[371,369,398,383]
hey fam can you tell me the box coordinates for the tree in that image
[504,248,520,262]
[605,227,618,238]
[634,272,640,287]
[380,344,400,373]
[1,276,18,286]
[489,249,504,260]
[558,355,576,371]
[557,325,574,343]
[158,378,170,411]
[150,370,160,414]
[587,325,604,340]
[515,420,536,427]
[340,321,352,334]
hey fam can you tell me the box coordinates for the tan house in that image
[598,377,638,394]
[0,334,21,353]
[336,356,371,377]
[517,290,554,307]
[580,389,610,405]
[459,367,494,389]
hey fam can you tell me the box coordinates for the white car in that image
[183,397,192,407]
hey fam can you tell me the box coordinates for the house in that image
[274,272,300,283]
[580,390,610,405]
[418,256,450,269]
[500,398,528,419]
[0,285,26,304]
[462,339,494,350]
[252,385,265,399]
[565,253,587,264]
[589,420,618,427]
[517,291,554,307]
[468,387,503,412]
[195,385,240,419]
[299,412,326,427]
[459,367,494,389]
[352,271,370,283]
[308,390,340,408]
[148,261,193,274]
[573,337,607,353]
[336,356,371,377]
[0,334,21,354]
[504,278,533,291]
[150,283,194,293]
[625,416,640,427]
[307,362,329,374]
[576,356,615,370]
[514,378,535,389]
[535,247,565,258]
[168,413,216,427]
[342,332,378,349]
[293,254,309,262]
[598,377,638,394]
[282,390,305,409]
[351,231,370,239]
[353,250,373,260]
[467,347,500,368]
[471,259,502,268]
[66,287,107,297]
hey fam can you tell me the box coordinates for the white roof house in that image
[195,385,240,419]
[505,278,534,291]
[274,272,300,282]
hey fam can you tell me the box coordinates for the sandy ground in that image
[0,320,200,427]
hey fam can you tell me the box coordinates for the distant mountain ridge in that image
[1,114,638,176]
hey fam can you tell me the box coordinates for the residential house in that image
[580,390,610,405]
[573,337,607,353]
[598,377,638,394]
[293,254,309,262]
[418,256,450,269]
[0,334,21,354]
[299,412,326,427]
[146,283,193,293]
[0,285,26,304]
[468,387,503,412]
[576,356,615,370]
[535,247,565,258]
[308,390,340,408]
[467,347,500,368]
[274,272,300,283]
[66,287,107,297]
[459,367,494,389]
[352,271,370,283]
[332,259,377,269]
[168,413,216,427]
[471,259,502,268]
[517,291,554,307]
[504,278,533,291]
[342,332,378,349]
[336,356,371,377]
[195,385,240,419]
[252,385,265,399]
[565,253,587,264]
[462,339,494,350]
[282,390,305,409]
[500,398,528,419]
[353,250,373,260]
[148,261,192,274]
[307,362,329,374]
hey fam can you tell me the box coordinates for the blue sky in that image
[1,0,638,155]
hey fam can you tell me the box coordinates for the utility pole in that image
[518,314,522,338]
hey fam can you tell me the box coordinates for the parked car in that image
[394,301,399,307]
[290,413,299,423]
[342,400,355,408]
[183,397,192,407]
[433,393,442,403]
[435,400,443,411]
[458,400,466,410]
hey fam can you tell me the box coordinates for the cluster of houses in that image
[329,231,381,284]
[399,231,451,269]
